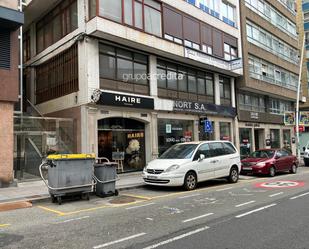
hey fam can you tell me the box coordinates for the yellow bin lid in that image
[47,154,96,160]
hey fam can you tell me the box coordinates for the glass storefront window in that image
[283,129,291,152]
[239,128,252,158]
[158,119,194,155]
[270,129,280,148]
[219,122,231,141]
[199,121,215,141]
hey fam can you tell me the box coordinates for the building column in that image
[0,102,14,187]
[214,73,220,106]
[149,55,158,97]
[233,117,239,150]
[214,121,220,140]
[231,78,236,108]
[151,112,159,159]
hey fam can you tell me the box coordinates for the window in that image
[223,142,236,154]
[0,29,11,69]
[219,123,231,141]
[157,59,214,102]
[36,0,78,53]
[99,43,148,85]
[224,43,237,61]
[219,76,231,105]
[202,44,212,55]
[194,143,211,161]
[222,1,235,23]
[238,93,265,112]
[23,30,31,62]
[99,0,162,36]
[210,142,226,157]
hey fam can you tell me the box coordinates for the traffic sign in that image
[204,120,213,133]
[255,180,305,189]
[294,126,305,133]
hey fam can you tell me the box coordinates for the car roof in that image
[179,140,233,145]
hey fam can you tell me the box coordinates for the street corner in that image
[0,201,32,212]
[254,180,305,189]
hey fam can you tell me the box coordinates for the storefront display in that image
[98,118,145,172]
[158,119,194,155]
[270,129,280,149]
[239,128,252,158]
[219,122,231,141]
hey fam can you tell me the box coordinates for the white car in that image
[143,141,241,190]
[303,142,309,166]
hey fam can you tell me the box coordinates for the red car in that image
[241,149,298,177]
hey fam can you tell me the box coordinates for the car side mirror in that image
[275,155,281,159]
[303,147,306,152]
[198,154,205,162]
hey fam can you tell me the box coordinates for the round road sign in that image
[255,180,305,189]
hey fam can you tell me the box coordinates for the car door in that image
[192,143,215,181]
[280,150,292,170]
[209,142,227,178]
[274,150,286,171]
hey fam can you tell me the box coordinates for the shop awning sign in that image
[284,112,295,126]
[300,112,309,126]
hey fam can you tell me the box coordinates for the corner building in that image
[238,0,299,157]
[23,0,242,172]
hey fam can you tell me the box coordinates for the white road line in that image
[216,187,233,192]
[235,200,256,207]
[182,213,214,223]
[290,192,309,200]
[178,193,201,199]
[269,192,284,197]
[126,203,155,210]
[93,233,146,249]
[143,226,209,249]
[55,216,90,224]
[235,203,277,218]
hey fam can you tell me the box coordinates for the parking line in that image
[37,206,66,216]
[143,226,209,249]
[269,192,283,197]
[126,202,155,210]
[216,187,233,192]
[93,233,146,249]
[55,216,90,224]
[122,194,153,200]
[235,203,277,218]
[290,192,309,200]
[0,224,10,228]
[178,193,201,199]
[235,200,255,207]
[182,213,214,223]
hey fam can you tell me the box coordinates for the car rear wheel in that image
[289,164,297,174]
[269,166,276,177]
[228,167,239,183]
[184,172,197,191]
[304,158,309,167]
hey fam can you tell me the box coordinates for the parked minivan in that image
[142,141,241,190]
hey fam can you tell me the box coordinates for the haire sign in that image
[92,90,154,110]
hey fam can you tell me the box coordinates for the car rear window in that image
[223,142,236,154]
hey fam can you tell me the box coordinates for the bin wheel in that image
[57,196,62,205]
[115,190,119,196]
[51,195,56,203]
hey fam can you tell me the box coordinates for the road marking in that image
[178,193,201,199]
[0,224,10,228]
[37,206,66,216]
[216,187,233,192]
[290,192,309,200]
[126,202,155,210]
[123,194,153,200]
[93,233,146,249]
[143,226,209,249]
[269,192,284,197]
[235,203,277,218]
[235,201,256,207]
[146,218,153,221]
[55,216,90,224]
[182,213,214,223]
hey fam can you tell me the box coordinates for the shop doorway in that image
[98,118,146,173]
[254,129,264,150]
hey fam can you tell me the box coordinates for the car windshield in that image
[160,144,198,159]
[249,150,275,158]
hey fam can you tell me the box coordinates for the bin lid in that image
[47,154,96,160]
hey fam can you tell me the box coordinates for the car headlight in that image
[165,165,180,172]
[256,162,266,167]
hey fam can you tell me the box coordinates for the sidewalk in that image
[0,172,145,205]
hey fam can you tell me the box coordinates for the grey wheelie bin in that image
[93,159,118,197]
[39,154,96,205]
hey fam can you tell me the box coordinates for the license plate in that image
[147,175,158,180]
[242,167,252,171]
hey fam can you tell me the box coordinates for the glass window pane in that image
[188,75,197,93]
[99,0,122,22]
[224,43,230,52]
[117,58,133,81]
[206,78,214,96]
[89,0,97,18]
[167,70,177,90]
[220,83,224,98]
[178,72,187,92]
[124,0,133,25]
[224,83,231,99]
[197,78,205,94]
[70,1,78,31]
[134,62,147,85]
[145,6,162,36]
[117,48,133,60]
[53,15,62,42]
[157,68,166,88]
[144,0,161,10]
[134,53,147,63]
[99,44,116,55]
[99,54,116,79]
[134,1,143,29]
[36,28,44,53]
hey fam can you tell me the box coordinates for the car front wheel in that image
[269,166,276,177]
[184,172,197,191]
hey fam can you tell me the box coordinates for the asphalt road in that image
[2,168,309,249]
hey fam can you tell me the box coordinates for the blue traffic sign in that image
[204,120,213,133]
